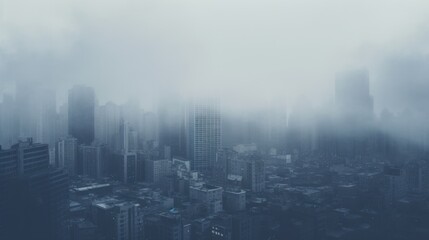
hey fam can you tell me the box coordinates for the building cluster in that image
[1,69,429,239]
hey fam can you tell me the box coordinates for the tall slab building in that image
[68,85,95,145]
[186,98,221,174]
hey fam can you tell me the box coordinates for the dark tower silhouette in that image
[68,85,95,145]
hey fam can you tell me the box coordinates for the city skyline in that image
[2,1,429,240]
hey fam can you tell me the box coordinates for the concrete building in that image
[145,158,172,184]
[80,142,107,179]
[186,98,221,174]
[0,139,69,240]
[190,184,223,214]
[223,189,246,212]
[68,85,95,145]
[92,198,144,240]
[56,136,78,175]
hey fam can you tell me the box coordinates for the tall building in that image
[213,148,237,187]
[141,112,158,144]
[0,138,69,240]
[34,89,57,147]
[92,198,144,240]
[0,94,18,148]
[158,97,186,158]
[114,152,137,184]
[80,142,107,179]
[383,166,407,206]
[186,98,222,173]
[96,102,121,149]
[230,154,265,193]
[68,85,95,145]
[190,184,223,214]
[223,189,246,212]
[145,209,189,240]
[144,158,172,184]
[55,136,78,175]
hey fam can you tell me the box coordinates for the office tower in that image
[57,103,69,139]
[15,82,38,140]
[186,98,222,173]
[335,69,374,121]
[190,184,223,214]
[0,138,69,240]
[120,99,142,133]
[230,154,265,193]
[34,89,57,147]
[119,119,130,153]
[158,97,187,158]
[68,85,95,145]
[114,152,137,184]
[0,94,18,148]
[129,130,139,152]
[96,102,121,149]
[223,189,246,212]
[144,158,172,183]
[141,112,158,143]
[92,199,144,240]
[56,137,78,175]
[145,209,189,240]
[383,166,407,206]
[80,142,107,179]
[213,148,237,187]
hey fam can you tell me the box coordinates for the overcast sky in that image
[1,0,429,112]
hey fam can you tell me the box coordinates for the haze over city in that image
[2,1,429,240]
[1,0,429,112]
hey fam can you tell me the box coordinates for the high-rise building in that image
[0,139,69,240]
[55,137,78,175]
[190,184,223,214]
[186,98,221,173]
[230,154,265,193]
[144,158,172,184]
[158,97,187,158]
[0,94,18,148]
[223,189,246,212]
[145,209,189,240]
[213,148,237,187]
[68,85,95,145]
[92,198,144,240]
[34,89,57,147]
[383,166,407,206]
[80,142,107,179]
[141,112,158,144]
[96,102,121,149]
[114,152,137,184]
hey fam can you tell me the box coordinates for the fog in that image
[1,0,429,112]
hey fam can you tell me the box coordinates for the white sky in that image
[1,0,429,111]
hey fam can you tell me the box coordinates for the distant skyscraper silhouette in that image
[186,98,222,173]
[68,85,95,145]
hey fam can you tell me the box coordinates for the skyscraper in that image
[55,136,78,175]
[80,142,107,179]
[186,98,221,173]
[68,85,95,145]
[0,94,18,148]
[92,198,144,240]
[0,138,69,240]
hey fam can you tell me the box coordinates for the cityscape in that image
[2,1,429,240]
